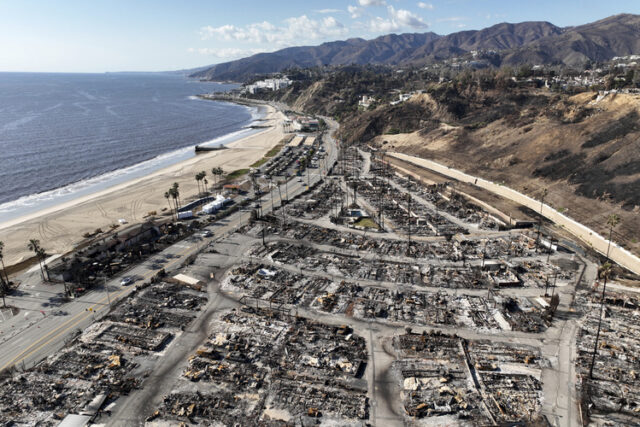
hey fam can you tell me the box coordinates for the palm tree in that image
[200,171,207,195]
[589,261,613,379]
[28,239,46,280]
[164,192,174,220]
[195,171,207,196]
[211,167,224,190]
[171,182,181,209]
[0,241,7,307]
[169,185,180,216]
[0,241,9,285]
[604,213,620,259]
[195,173,201,196]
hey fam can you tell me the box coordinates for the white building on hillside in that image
[244,77,292,94]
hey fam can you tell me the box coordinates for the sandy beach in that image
[0,103,286,269]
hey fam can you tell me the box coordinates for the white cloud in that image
[369,16,399,33]
[369,6,428,32]
[390,6,428,28]
[199,15,348,47]
[348,5,363,18]
[417,2,434,9]
[314,8,342,14]
[358,0,386,5]
[187,47,267,58]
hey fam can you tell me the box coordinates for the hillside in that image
[191,14,640,82]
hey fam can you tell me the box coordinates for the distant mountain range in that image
[190,14,640,82]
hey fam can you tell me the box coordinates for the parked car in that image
[120,277,134,286]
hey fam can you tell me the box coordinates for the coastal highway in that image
[0,122,339,372]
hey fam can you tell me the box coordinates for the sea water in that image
[0,72,258,222]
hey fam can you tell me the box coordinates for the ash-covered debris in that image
[0,279,207,425]
[150,308,369,425]
[393,330,546,424]
[222,263,551,333]
[576,291,640,424]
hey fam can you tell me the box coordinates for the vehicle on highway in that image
[120,277,134,286]
[201,230,213,237]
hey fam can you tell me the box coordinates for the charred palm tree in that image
[28,239,46,280]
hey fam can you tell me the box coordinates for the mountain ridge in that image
[190,14,640,82]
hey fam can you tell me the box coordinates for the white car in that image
[120,277,133,286]
[201,230,213,237]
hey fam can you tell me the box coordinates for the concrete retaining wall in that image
[388,152,640,276]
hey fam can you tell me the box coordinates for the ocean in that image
[0,72,257,222]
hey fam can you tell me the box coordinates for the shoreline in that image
[0,101,285,268]
[0,101,262,224]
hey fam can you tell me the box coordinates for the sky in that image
[0,0,638,73]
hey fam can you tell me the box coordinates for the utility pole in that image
[285,179,289,203]
[589,214,620,379]
[407,193,412,244]
[277,184,286,226]
[589,262,610,379]
[481,240,487,269]
[104,277,111,309]
[544,276,549,297]
[268,178,275,213]
[536,188,547,251]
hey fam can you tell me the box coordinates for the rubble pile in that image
[348,178,468,236]
[250,241,546,294]
[257,242,423,284]
[223,263,550,332]
[284,179,343,220]
[108,282,208,329]
[391,174,499,229]
[225,263,329,306]
[0,371,93,425]
[338,146,365,178]
[151,309,369,424]
[0,280,208,424]
[576,292,640,422]
[393,331,545,424]
[243,219,539,262]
